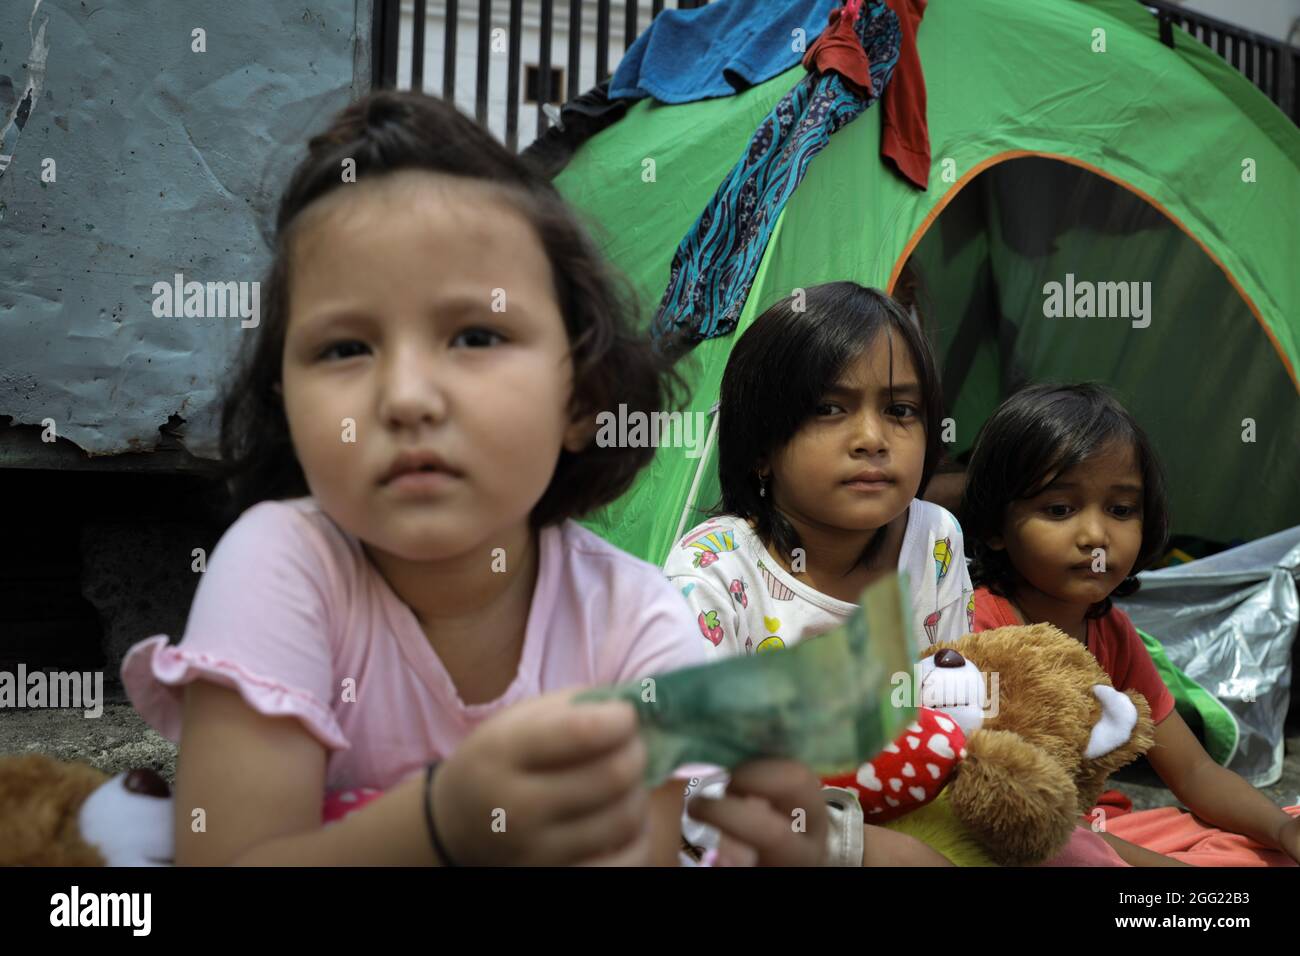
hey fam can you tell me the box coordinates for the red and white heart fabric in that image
[822,706,967,823]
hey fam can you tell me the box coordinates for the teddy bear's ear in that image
[1075,688,1155,814]
[947,728,1079,866]
[1085,685,1138,758]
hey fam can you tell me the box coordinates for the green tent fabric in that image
[556,0,1300,566]
[1136,627,1237,766]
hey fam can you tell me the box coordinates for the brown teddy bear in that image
[0,753,174,866]
[831,623,1156,865]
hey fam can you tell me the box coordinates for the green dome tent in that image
[557,0,1300,566]
[554,0,1300,784]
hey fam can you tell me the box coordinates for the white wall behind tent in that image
[1178,0,1300,44]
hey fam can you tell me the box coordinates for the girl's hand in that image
[686,759,829,866]
[432,691,651,866]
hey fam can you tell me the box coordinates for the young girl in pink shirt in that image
[122,91,827,867]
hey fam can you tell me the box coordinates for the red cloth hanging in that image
[802,0,873,93]
[881,0,930,190]
[803,0,931,190]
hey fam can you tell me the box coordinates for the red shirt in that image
[971,587,1175,725]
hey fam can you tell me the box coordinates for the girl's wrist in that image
[1269,811,1296,848]
[423,760,463,866]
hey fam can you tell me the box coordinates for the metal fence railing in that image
[1148,1,1299,123]
[371,1,712,151]
[371,1,1300,153]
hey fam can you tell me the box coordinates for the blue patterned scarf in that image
[652,1,901,346]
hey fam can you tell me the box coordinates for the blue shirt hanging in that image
[610,0,842,105]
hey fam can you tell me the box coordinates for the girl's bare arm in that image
[174,681,436,866]
[1146,711,1293,851]
[175,682,656,866]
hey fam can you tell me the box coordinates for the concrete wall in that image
[0,0,370,464]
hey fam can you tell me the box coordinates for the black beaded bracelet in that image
[423,761,460,867]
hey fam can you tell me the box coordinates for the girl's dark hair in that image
[714,282,945,569]
[960,382,1170,618]
[218,90,681,527]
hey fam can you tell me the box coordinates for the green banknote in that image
[579,572,916,785]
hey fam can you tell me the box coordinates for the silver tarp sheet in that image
[1119,526,1300,786]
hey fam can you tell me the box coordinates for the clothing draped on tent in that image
[609,0,931,190]
[609,0,841,104]
[520,80,629,179]
[804,0,931,188]
[650,0,902,346]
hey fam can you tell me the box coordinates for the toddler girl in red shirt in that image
[959,383,1298,866]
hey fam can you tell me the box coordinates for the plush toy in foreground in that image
[0,753,174,866]
[823,624,1156,865]
[0,752,386,866]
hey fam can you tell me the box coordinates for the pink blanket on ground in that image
[1103,804,1300,867]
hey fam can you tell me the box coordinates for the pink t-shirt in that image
[121,498,707,791]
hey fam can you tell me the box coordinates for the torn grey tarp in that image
[1118,526,1300,787]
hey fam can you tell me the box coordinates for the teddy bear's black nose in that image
[934,648,966,668]
[124,768,171,798]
